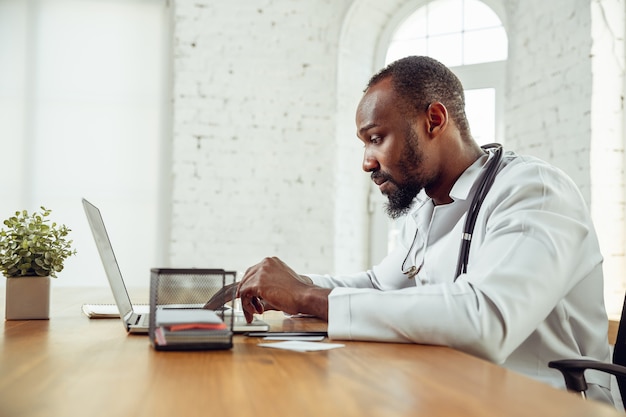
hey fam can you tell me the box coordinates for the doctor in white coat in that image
[236,56,613,403]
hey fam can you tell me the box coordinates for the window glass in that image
[463,0,502,29]
[428,33,464,67]
[386,0,508,66]
[386,38,428,64]
[427,0,463,36]
[464,28,508,64]
[465,88,496,145]
[394,7,428,39]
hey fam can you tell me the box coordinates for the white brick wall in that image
[590,0,626,315]
[170,0,352,274]
[506,0,593,198]
[506,0,626,315]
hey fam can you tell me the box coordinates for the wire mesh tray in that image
[149,268,236,351]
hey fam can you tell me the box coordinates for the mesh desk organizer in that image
[149,268,236,351]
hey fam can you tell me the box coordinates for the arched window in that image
[369,0,508,263]
[385,0,507,67]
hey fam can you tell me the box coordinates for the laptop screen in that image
[82,198,134,321]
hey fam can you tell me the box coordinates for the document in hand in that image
[154,309,233,350]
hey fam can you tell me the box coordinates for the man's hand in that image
[236,257,330,323]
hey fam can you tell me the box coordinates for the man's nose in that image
[362,149,379,172]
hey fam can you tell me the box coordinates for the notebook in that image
[81,198,269,334]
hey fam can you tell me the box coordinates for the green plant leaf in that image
[0,208,77,278]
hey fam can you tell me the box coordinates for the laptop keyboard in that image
[135,314,150,327]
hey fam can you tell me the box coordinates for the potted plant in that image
[0,207,77,320]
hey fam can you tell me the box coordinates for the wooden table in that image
[0,287,621,417]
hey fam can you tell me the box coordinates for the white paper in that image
[258,341,345,352]
[263,335,325,342]
[81,303,149,318]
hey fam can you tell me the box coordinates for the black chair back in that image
[612,293,626,400]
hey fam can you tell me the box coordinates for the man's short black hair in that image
[366,56,471,141]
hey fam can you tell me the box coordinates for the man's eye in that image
[370,136,382,144]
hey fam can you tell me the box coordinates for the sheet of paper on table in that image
[258,341,345,352]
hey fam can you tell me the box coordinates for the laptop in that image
[82,198,269,334]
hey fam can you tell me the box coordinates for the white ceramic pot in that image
[5,276,51,320]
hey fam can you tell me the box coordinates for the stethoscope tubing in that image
[454,143,504,280]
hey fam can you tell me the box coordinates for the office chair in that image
[549,294,626,401]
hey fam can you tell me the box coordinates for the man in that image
[236,56,612,402]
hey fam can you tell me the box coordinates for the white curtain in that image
[0,0,170,287]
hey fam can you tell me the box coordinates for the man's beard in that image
[373,128,425,219]
[384,180,422,219]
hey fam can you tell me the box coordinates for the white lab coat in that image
[308,150,612,402]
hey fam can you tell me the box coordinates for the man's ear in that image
[426,102,448,136]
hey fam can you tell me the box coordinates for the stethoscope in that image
[401,143,504,281]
